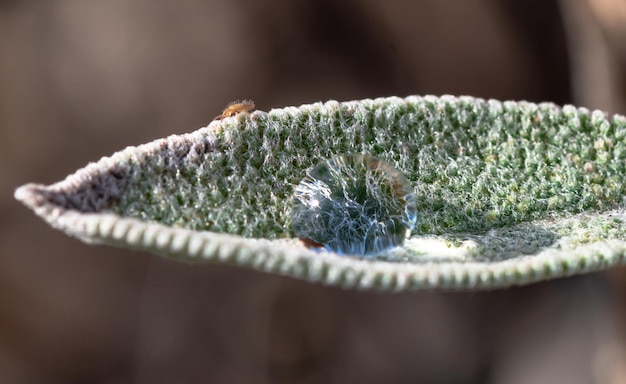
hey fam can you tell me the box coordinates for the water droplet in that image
[292,154,417,256]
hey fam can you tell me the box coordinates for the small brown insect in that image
[213,99,255,121]
[299,237,326,250]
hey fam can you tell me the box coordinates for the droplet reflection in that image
[292,154,417,256]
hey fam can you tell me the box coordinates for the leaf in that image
[14,96,626,291]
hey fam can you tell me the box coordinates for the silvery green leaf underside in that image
[15,96,626,291]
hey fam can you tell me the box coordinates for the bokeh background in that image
[2,1,626,383]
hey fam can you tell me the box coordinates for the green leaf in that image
[14,96,626,291]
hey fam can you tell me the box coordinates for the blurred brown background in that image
[2,1,626,383]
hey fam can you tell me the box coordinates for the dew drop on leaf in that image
[292,154,417,256]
